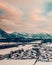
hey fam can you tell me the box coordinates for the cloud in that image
[4,0,35,6]
[29,8,46,22]
[0,1,23,17]
[43,2,52,16]
[0,0,52,33]
[0,0,23,23]
[0,0,24,32]
[29,4,52,33]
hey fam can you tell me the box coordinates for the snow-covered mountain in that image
[0,28,52,39]
[0,28,10,39]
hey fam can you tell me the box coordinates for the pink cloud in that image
[0,0,24,32]
[0,0,52,33]
[29,8,46,22]
[0,0,23,24]
[0,1,23,17]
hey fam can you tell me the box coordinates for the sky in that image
[0,0,52,33]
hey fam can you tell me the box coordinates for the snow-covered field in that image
[0,44,33,54]
[0,43,52,65]
[0,59,52,65]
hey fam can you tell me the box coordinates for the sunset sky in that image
[0,0,52,33]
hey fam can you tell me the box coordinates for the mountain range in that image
[0,28,52,39]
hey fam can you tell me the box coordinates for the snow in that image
[0,45,33,54]
[0,43,52,65]
[0,59,52,65]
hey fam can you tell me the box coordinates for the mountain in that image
[0,28,52,39]
[10,32,52,39]
[10,32,29,38]
[0,28,11,39]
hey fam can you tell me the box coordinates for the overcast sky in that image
[0,0,52,33]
